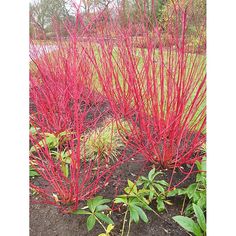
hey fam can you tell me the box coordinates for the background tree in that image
[30,0,73,39]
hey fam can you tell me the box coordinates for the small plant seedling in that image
[114,180,154,236]
[173,203,206,236]
[72,196,114,232]
[137,168,171,212]
[167,158,206,215]
[30,130,74,153]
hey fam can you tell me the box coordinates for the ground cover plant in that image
[30,0,206,235]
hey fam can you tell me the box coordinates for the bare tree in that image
[30,0,73,38]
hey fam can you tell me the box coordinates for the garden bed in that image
[30,154,195,236]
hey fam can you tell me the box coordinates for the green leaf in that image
[154,184,165,193]
[72,209,91,215]
[193,192,201,203]
[88,196,108,212]
[173,216,202,236]
[114,197,127,204]
[127,180,137,194]
[193,204,206,232]
[178,189,188,195]
[133,205,148,223]
[30,170,40,177]
[95,212,114,225]
[157,180,169,186]
[87,215,96,231]
[157,198,166,212]
[95,199,111,208]
[148,168,156,180]
[195,161,201,171]
[197,195,206,210]
[186,183,198,199]
[149,189,155,201]
[201,157,206,171]
[140,176,148,182]
[184,204,194,216]
[96,205,110,212]
[129,206,139,223]
[167,189,179,197]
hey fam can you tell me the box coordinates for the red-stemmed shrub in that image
[29,11,132,212]
[85,0,206,186]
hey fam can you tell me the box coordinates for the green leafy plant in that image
[30,165,40,177]
[173,203,206,236]
[30,130,74,153]
[137,168,171,212]
[72,196,114,232]
[114,180,154,236]
[81,119,129,162]
[168,157,206,215]
[30,129,75,178]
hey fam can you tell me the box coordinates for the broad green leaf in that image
[193,204,206,232]
[87,199,96,212]
[87,215,96,231]
[173,216,202,236]
[98,234,106,236]
[138,204,152,211]
[129,206,139,223]
[30,170,40,177]
[114,197,127,204]
[133,205,148,223]
[95,198,111,208]
[87,196,103,212]
[127,180,137,194]
[95,212,114,225]
[187,183,198,199]
[96,205,110,212]
[72,209,91,215]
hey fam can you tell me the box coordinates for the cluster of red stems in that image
[30,0,206,212]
